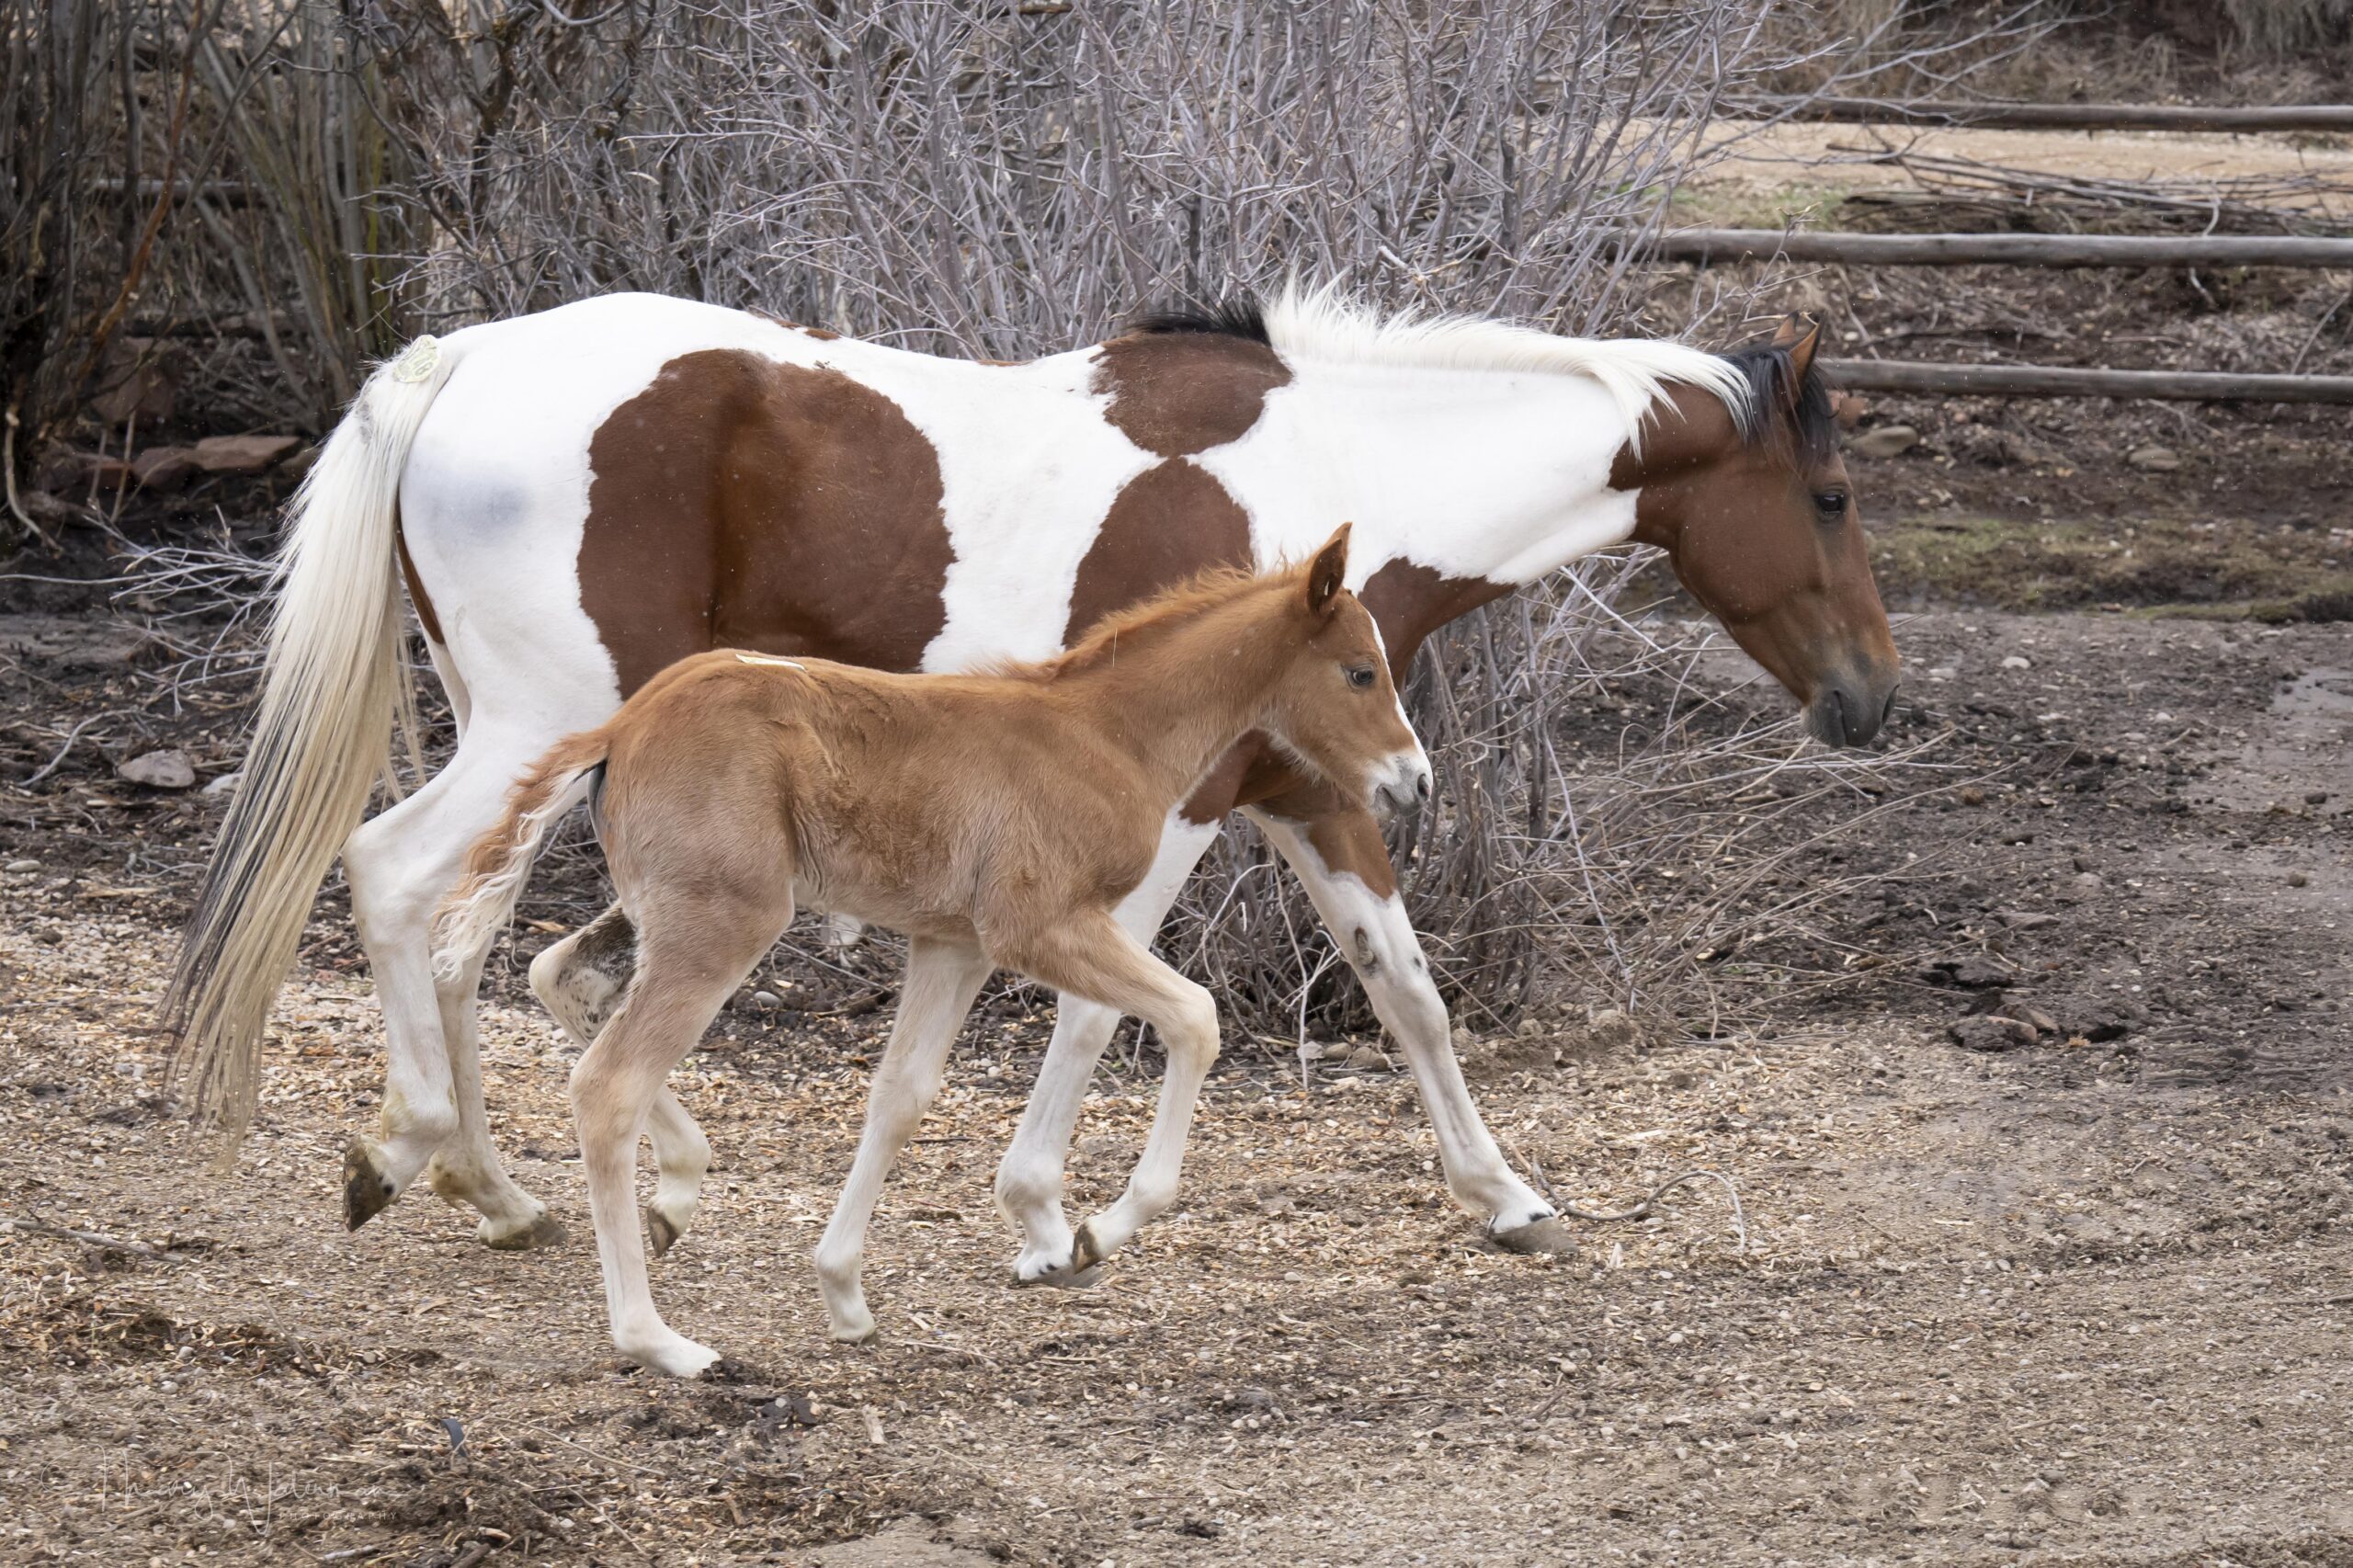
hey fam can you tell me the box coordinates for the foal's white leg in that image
[1006,917,1223,1273]
[574,895,794,1377]
[995,811,1221,1283]
[813,938,995,1343]
[1247,807,1561,1244]
[530,906,722,1257]
[340,728,556,1240]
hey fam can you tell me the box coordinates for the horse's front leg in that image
[994,810,1222,1284]
[1246,792,1568,1252]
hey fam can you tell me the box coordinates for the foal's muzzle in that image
[1374,754,1437,820]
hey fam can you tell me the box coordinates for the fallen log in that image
[1732,97,2353,134]
[1819,358,2353,403]
[1651,228,2353,268]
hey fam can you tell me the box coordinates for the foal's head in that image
[1626,317,1902,747]
[1267,526,1434,821]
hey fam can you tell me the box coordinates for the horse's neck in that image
[1055,590,1300,798]
[1229,362,1649,636]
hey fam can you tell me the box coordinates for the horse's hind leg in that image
[813,937,995,1343]
[574,889,793,1376]
[995,809,1220,1284]
[530,903,713,1257]
[341,726,559,1244]
[1003,915,1222,1275]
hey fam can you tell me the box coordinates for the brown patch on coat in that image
[393,510,445,646]
[1246,775,1401,899]
[1065,460,1253,645]
[578,349,954,696]
[1356,559,1511,682]
[1094,331,1290,459]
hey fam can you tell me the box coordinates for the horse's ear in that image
[1304,523,1351,618]
[1771,313,1822,383]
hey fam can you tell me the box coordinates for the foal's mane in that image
[1017,562,1286,682]
[1126,283,1834,463]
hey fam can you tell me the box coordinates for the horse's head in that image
[1622,316,1901,747]
[1268,525,1434,820]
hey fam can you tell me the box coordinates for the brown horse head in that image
[1266,524,1434,821]
[1620,316,1901,747]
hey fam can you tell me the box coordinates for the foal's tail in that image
[431,733,611,984]
[162,336,459,1152]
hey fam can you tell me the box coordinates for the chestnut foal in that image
[434,528,1427,1375]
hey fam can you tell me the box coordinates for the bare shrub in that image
[72,0,1958,1043]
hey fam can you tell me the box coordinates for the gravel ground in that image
[3,607,2348,1567]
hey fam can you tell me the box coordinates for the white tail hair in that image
[163,336,458,1153]
[430,742,607,983]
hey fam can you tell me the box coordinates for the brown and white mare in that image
[433,534,1426,1373]
[165,286,1899,1280]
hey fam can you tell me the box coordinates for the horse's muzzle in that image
[1807,673,1900,748]
[1374,755,1436,820]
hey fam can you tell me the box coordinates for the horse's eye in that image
[1813,491,1849,520]
[1346,665,1378,690]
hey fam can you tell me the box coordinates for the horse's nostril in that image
[1415,772,1432,801]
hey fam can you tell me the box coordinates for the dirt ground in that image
[6,104,2352,1567]
[3,593,2349,1567]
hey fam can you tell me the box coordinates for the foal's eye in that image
[1346,665,1378,690]
[1813,490,1849,520]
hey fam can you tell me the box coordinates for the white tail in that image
[164,336,459,1152]
[430,741,608,983]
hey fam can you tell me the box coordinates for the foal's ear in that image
[1304,523,1352,618]
[1770,313,1823,383]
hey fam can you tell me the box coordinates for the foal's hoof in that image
[481,1210,567,1252]
[1489,1213,1577,1256]
[645,1206,682,1259]
[342,1141,398,1231]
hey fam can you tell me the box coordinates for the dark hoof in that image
[646,1208,680,1259]
[342,1141,397,1232]
[1489,1214,1577,1256]
[483,1210,568,1252]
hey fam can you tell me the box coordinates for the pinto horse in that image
[165,286,1898,1276]
[433,533,1425,1372]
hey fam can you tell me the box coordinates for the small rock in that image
[1949,1017,2035,1052]
[191,434,302,475]
[2000,654,2031,670]
[1342,1043,1392,1072]
[1847,424,1917,459]
[2016,1005,2059,1036]
[116,749,196,790]
[750,989,782,1010]
[1995,909,2059,930]
[200,769,243,797]
[1586,1008,1642,1051]
[90,358,178,426]
[2127,445,2181,472]
[1949,957,2017,990]
[2303,791,2328,806]
[5,859,39,873]
[131,446,199,492]
[1959,786,1986,807]
[2287,871,2310,888]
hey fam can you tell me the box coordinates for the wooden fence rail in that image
[1820,358,2353,403]
[1651,229,2353,269]
[1731,97,2353,134]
